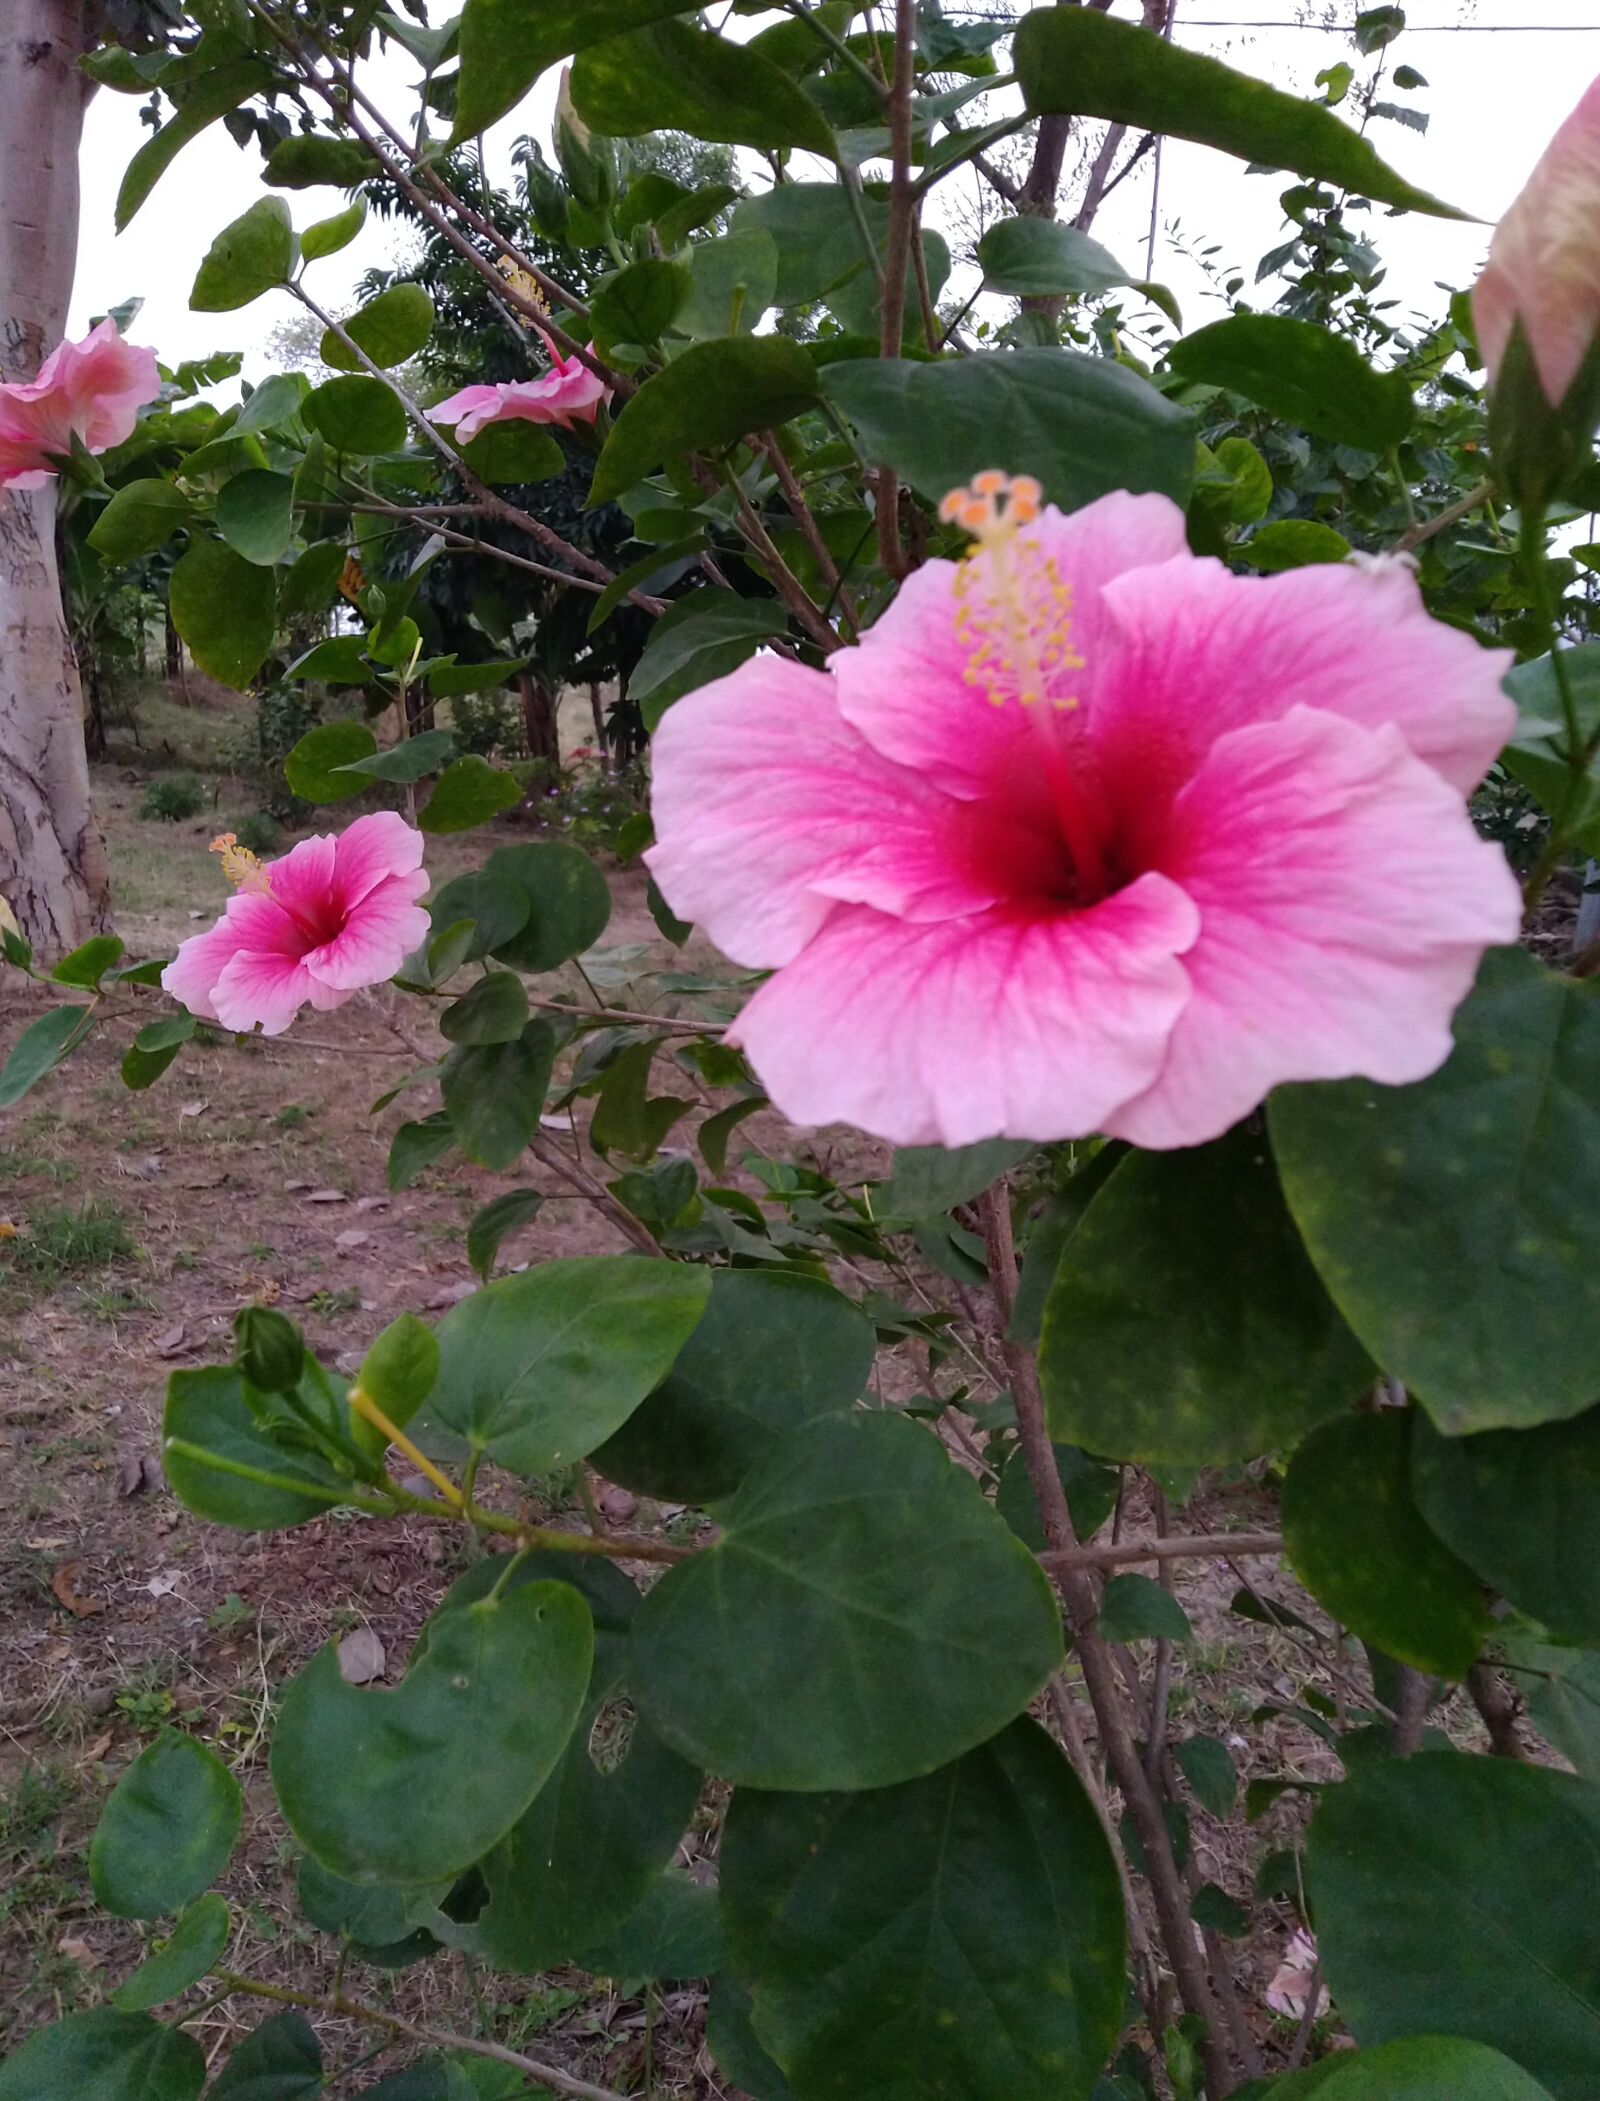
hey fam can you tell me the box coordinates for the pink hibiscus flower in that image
[432,338,610,441]
[647,475,1522,1151]
[163,812,430,1037]
[0,319,162,489]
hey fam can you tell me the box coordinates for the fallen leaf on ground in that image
[50,1562,105,1619]
[334,1228,370,1251]
[337,1628,386,1685]
[145,1569,183,1599]
[154,1325,187,1357]
[307,1188,348,1204]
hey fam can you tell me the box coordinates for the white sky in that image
[70,0,1600,383]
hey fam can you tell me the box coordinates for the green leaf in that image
[1503,648,1600,853]
[231,373,308,438]
[426,869,531,967]
[420,1256,711,1474]
[337,730,456,784]
[285,634,374,686]
[1308,1754,1600,2097]
[1174,1737,1238,1818]
[591,258,694,347]
[208,2011,322,2101]
[169,539,277,689]
[1170,314,1413,450]
[593,1268,875,1502]
[271,1582,593,1884]
[572,1867,725,1982]
[572,21,835,160]
[730,183,874,306]
[428,658,528,699]
[1097,1572,1194,1645]
[466,1189,545,1281]
[51,934,124,989]
[358,1313,439,1429]
[113,1895,231,2012]
[706,1976,799,2101]
[322,285,436,372]
[191,197,296,312]
[1411,1406,1600,1642]
[90,1729,242,1919]
[387,1113,456,1192]
[216,469,295,566]
[630,1409,1062,1789]
[117,60,273,230]
[629,590,788,728]
[656,183,740,252]
[481,841,612,971]
[279,541,348,618]
[0,1005,94,1108]
[1284,1412,1487,1680]
[441,1021,557,1170]
[419,756,524,834]
[0,2009,206,2101]
[440,971,529,1046]
[1195,435,1274,527]
[122,1015,196,1092]
[680,228,780,339]
[284,722,379,804]
[589,338,822,508]
[162,1365,349,1530]
[977,217,1139,298]
[589,1039,691,1161]
[722,1718,1124,2101]
[1243,519,1352,571]
[821,347,1197,514]
[457,419,565,485]
[882,1140,1033,1218]
[1499,1625,1600,1782]
[88,479,193,562]
[1014,6,1464,219]
[304,375,408,454]
[1039,1129,1372,1465]
[297,1854,451,1951]
[825,229,950,346]
[301,196,368,263]
[994,1443,1120,1552]
[1272,947,1600,1435]
[1273,2039,1558,2101]
[452,0,703,142]
[263,132,377,189]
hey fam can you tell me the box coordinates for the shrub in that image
[138,773,206,822]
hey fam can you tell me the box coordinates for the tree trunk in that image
[518,671,561,766]
[165,605,181,681]
[0,0,111,958]
[588,680,607,761]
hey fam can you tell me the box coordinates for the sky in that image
[68,0,1600,384]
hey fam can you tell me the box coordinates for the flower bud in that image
[235,1304,305,1394]
[1474,75,1600,511]
[554,64,620,213]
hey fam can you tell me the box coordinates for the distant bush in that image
[447,687,524,758]
[139,774,206,822]
[232,811,283,856]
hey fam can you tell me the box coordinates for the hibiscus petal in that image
[331,810,426,911]
[304,876,432,992]
[1096,553,1515,805]
[210,948,324,1036]
[832,490,1191,805]
[727,876,1200,1147]
[161,914,243,1022]
[1106,705,1524,1152]
[262,830,338,931]
[647,657,1059,967]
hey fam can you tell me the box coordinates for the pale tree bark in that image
[0,0,112,959]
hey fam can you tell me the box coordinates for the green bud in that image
[554,65,620,213]
[235,1304,305,1394]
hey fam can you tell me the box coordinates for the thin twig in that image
[759,435,862,633]
[213,1972,628,2101]
[1390,476,1494,553]
[1040,1529,1284,1571]
[1467,1662,1528,1759]
[529,998,727,1038]
[875,0,917,579]
[530,1131,665,1258]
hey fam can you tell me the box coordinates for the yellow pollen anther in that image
[210,833,272,895]
[497,257,549,326]
[944,471,1085,711]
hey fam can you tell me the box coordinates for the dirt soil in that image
[0,712,1515,2093]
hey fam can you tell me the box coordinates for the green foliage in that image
[169,541,278,690]
[571,20,836,159]
[0,2009,206,2101]
[1169,314,1413,450]
[138,773,206,822]
[90,1731,242,1919]
[590,337,822,506]
[112,1895,231,2011]
[191,197,297,312]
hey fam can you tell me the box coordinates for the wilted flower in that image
[1473,74,1600,410]
[0,319,161,488]
[432,341,610,439]
[648,477,1520,1151]
[163,813,429,1036]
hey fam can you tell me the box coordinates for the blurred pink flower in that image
[1473,74,1600,408]
[648,477,1521,1151]
[432,338,610,440]
[0,320,161,490]
[163,812,429,1037]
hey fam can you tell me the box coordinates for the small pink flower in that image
[1473,74,1600,408]
[162,812,430,1037]
[647,478,1521,1151]
[0,320,162,490]
[433,338,610,441]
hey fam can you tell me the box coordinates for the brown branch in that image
[1390,476,1494,554]
[529,998,727,1038]
[759,435,861,633]
[875,0,917,580]
[213,1973,627,2101]
[977,1186,1236,2099]
[1467,1662,1529,1759]
[1040,1529,1284,1572]
[530,1131,665,1258]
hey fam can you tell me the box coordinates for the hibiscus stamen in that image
[210,833,272,897]
[942,471,1109,899]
